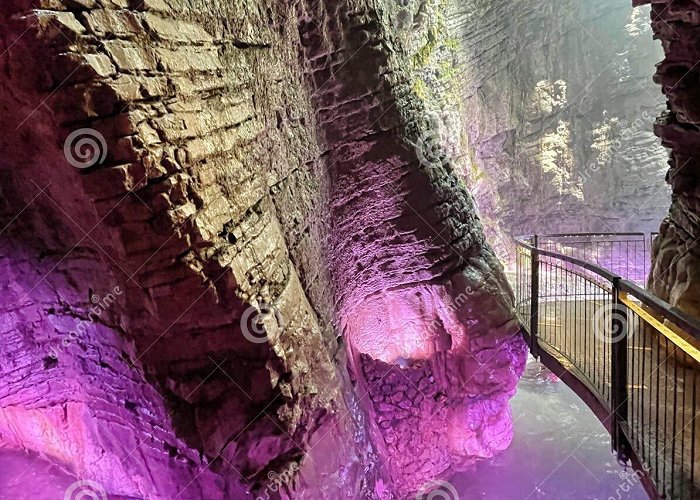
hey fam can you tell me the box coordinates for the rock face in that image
[297,1,526,496]
[0,1,365,497]
[0,0,526,498]
[634,0,700,319]
[443,0,670,262]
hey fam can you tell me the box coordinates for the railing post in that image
[530,235,539,358]
[611,278,630,460]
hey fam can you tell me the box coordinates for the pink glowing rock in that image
[351,290,528,498]
[339,247,528,496]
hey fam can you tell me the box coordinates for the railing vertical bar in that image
[671,345,678,499]
[587,268,592,388]
[680,355,686,499]
[636,315,642,456]
[691,369,696,495]
[611,278,630,458]
[575,273,579,368]
[655,334,661,489]
[544,259,549,343]
[641,318,647,468]
[611,240,614,279]
[630,312,636,450]
[664,337,669,495]
[627,314,644,448]
[662,337,673,491]
[529,236,539,357]
[554,263,569,355]
[596,292,615,402]
[598,294,615,402]
[564,264,569,362]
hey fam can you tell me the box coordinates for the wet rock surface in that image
[0,0,364,497]
[635,0,700,320]
[297,0,527,494]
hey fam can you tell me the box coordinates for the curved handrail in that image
[516,232,646,240]
[516,234,700,341]
[515,232,700,499]
[618,278,700,340]
[516,237,621,282]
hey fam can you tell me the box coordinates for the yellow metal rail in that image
[620,292,700,365]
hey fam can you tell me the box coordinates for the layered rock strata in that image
[445,0,669,262]
[633,0,700,319]
[297,1,526,496]
[0,1,366,497]
[0,0,527,498]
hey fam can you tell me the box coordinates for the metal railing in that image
[516,234,700,499]
[520,232,655,286]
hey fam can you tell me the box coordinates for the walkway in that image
[515,233,700,500]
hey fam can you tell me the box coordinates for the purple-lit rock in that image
[0,0,531,498]
[0,241,236,499]
[296,1,529,492]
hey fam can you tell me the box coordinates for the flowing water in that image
[0,356,649,499]
[450,356,648,499]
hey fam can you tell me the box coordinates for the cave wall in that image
[0,0,528,498]
[634,0,700,319]
[0,1,367,497]
[442,0,669,261]
[297,1,526,496]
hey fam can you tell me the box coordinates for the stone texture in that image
[0,1,367,497]
[0,0,528,498]
[442,0,670,263]
[634,0,700,320]
[296,1,526,496]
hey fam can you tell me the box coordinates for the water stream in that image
[450,356,648,499]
